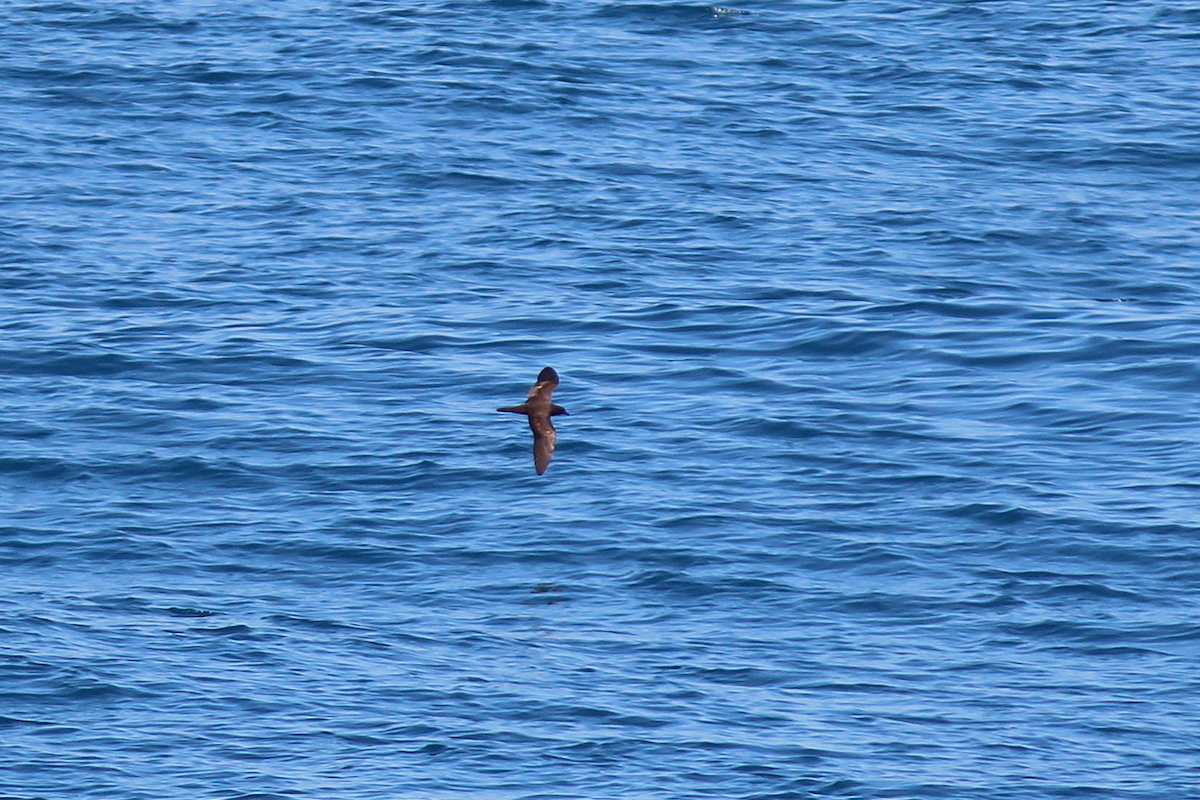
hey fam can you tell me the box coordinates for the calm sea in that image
[3,2,1199,798]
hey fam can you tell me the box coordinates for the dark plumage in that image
[497,367,569,475]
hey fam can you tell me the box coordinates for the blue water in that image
[3,1,1200,797]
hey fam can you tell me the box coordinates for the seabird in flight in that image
[498,367,568,475]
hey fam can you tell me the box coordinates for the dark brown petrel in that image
[498,367,568,475]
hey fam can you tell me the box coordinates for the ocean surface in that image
[3,2,1200,798]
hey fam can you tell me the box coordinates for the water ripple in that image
[3,1,1200,798]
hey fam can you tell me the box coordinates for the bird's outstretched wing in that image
[531,418,557,475]
[527,367,559,402]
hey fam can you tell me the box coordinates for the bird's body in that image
[498,367,568,475]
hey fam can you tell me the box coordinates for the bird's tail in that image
[497,404,529,414]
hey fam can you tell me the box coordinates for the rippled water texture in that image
[3,2,1200,798]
